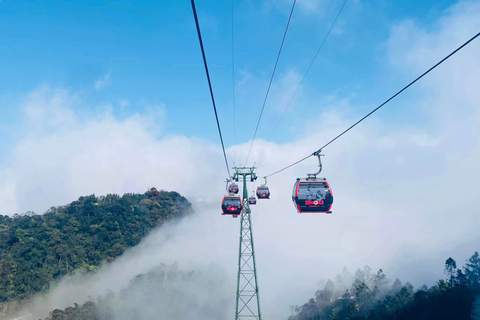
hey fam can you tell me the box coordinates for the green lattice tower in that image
[232,167,262,320]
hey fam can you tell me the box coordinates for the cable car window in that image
[224,198,241,206]
[297,183,330,201]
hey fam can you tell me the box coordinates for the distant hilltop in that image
[0,188,192,307]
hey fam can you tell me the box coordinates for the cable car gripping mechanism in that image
[225,178,232,192]
[307,151,323,180]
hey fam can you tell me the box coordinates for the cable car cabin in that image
[248,196,257,205]
[292,178,333,213]
[221,196,243,217]
[228,183,239,194]
[256,186,270,199]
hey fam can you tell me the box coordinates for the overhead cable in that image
[269,0,348,140]
[244,0,297,166]
[264,31,480,178]
[190,0,231,178]
[232,0,236,146]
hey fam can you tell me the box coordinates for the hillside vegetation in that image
[290,252,480,320]
[0,188,192,303]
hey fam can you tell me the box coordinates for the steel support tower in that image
[232,166,262,320]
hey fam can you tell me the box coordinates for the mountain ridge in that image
[0,187,192,308]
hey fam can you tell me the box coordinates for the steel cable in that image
[269,0,348,140]
[244,0,297,166]
[264,31,480,178]
[191,0,231,178]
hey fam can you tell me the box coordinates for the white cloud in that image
[119,99,130,108]
[94,72,111,90]
[269,69,303,113]
[331,18,346,35]
[387,1,480,111]
[265,0,329,15]
[16,210,236,320]
[408,133,440,147]
[297,0,323,13]
[22,85,78,131]
[0,87,171,215]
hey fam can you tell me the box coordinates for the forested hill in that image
[0,188,192,303]
[290,252,480,320]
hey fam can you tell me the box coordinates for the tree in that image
[464,252,480,288]
[352,279,374,318]
[363,265,372,287]
[354,268,366,282]
[444,257,457,286]
[315,279,336,307]
[371,269,389,297]
[456,269,468,286]
[418,284,428,292]
[392,278,403,293]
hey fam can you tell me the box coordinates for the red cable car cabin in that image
[221,196,243,217]
[256,186,270,199]
[248,196,257,205]
[292,178,333,213]
[228,183,239,194]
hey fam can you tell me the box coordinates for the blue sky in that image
[0,0,464,150]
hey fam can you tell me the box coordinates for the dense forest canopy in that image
[289,252,480,320]
[0,188,192,303]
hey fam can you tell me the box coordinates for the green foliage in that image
[0,189,192,302]
[42,301,99,320]
[290,252,479,320]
